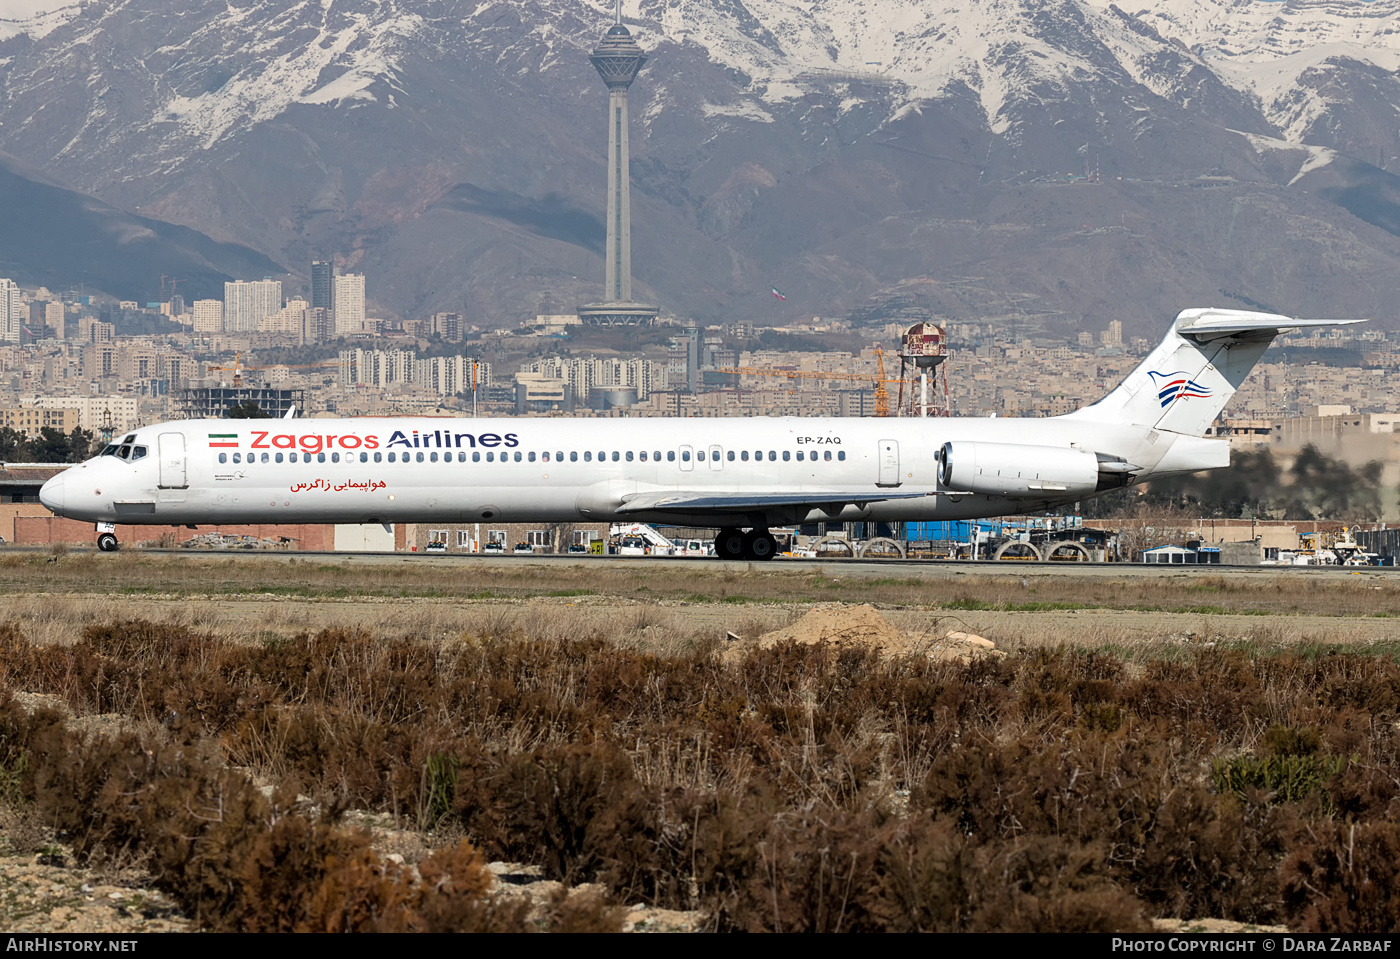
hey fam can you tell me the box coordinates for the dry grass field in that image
[1,552,1399,932]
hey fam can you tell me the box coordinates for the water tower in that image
[898,323,948,417]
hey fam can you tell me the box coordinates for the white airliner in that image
[39,309,1363,560]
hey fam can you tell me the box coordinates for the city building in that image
[0,407,77,438]
[0,279,20,344]
[223,279,282,333]
[46,302,64,340]
[175,386,305,419]
[334,273,366,335]
[23,395,140,435]
[311,259,337,314]
[192,299,224,334]
[431,312,464,341]
[260,298,309,337]
[302,307,334,344]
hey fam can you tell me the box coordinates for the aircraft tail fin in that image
[1065,309,1367,436]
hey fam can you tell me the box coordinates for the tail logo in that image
[1147,370,1212,407]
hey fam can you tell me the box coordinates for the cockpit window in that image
[122,435,136,444]
[131,446,147,461]
[117,446,131,459]
[102,445,118,457]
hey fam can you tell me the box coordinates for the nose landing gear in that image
[713,527,778,562]
[96,523,119,552]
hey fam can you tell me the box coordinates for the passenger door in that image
[158,432,187,489]
[877,439,901,487]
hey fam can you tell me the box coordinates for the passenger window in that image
[260,452,268,464]
[360,452,368,463]
[741,451,749,461]
[639,451,647,462]
[232,452,241,464]
[667,451,675,462]
[541,452,549,462]
[653,450,660,461]
[387,452,395,462]
[727,450,735,461]
[290,452,299,463]
[529,451,537,462]
[584,451,592,462]
[473,452,481,462]
[459,452,467,462]
[514,451,522,462]
[625,451,633,462]
[275,452,284,463]
[333,452,341,463]
[426,452,434,463]
[768,451,776,461]
[796,451,804,461]
[838,451,846,461]
[416,452,424,463]
[318,453,327,463]
[218,452,227,464]
[486,452,494,462]
[824,450,832,461]
[697,450,705,462]
[783,451,790,461]
[610,451,619,462]
[570,452,578,462]
[373,452,382,463]
[681,450,691,462]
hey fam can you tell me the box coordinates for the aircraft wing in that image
[615,489,936,515]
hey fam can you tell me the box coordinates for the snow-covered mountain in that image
[0,0,1397,332]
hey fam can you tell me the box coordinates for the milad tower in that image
[577,6,659,327]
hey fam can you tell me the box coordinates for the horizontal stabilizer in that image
[617,489,935,515]
[1175,308,1369,340]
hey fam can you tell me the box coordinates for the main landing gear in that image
[714,527,778,562]
[96,523,119,552]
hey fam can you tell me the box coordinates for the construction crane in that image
[715,348,901,416]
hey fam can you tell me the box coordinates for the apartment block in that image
[0,407,77,438]
[223,279,282,333]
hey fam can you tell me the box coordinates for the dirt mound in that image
[738,604,1004,662]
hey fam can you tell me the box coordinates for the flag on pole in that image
[771,288,786,300]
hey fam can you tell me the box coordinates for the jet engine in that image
[938,442,1136,498]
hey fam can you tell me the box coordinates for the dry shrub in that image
[1281,822,1400,933]
[480,743,638,885]
[7,696,606,932]
[10,616,1400,931]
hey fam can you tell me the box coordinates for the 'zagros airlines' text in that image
[247,430,520,455]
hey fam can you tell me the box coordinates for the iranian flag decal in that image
[208,433,239,448]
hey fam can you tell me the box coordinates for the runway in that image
[29,545,1394,583]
